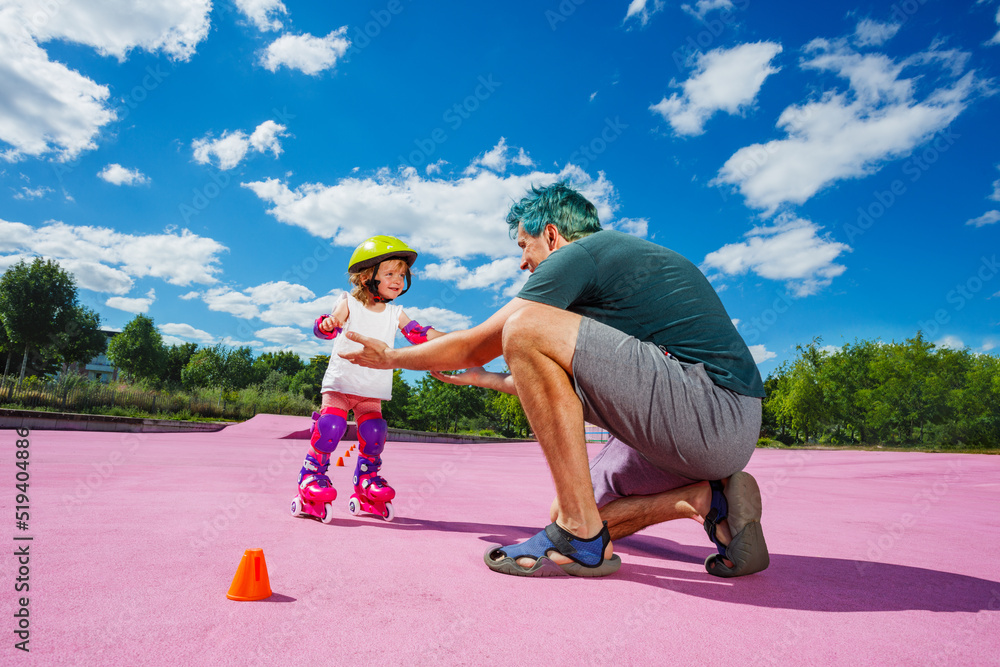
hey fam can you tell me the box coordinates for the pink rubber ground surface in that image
[2,414,998,665]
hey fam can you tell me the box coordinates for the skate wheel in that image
[321,502,335,524]
[290,497,303,517]
[382,502,394,522]
[348,497,362,516]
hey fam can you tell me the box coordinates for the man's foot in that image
[485,522,621,577]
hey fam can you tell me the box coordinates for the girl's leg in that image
[351,400,394,508]
[298,392,348,503]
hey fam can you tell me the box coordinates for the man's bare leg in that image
[500,304,613,567]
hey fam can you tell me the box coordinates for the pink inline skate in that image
[347,414,395,521]
[291,408,347,523]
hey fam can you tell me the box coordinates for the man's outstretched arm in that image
[341,297,529,372]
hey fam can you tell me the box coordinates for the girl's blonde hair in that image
[349,258,410,306]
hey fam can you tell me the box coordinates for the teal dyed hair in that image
[505,181,602,241]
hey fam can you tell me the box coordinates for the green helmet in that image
[347,235,418,274]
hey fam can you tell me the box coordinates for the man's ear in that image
[545,223,560,249]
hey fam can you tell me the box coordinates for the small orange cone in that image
[344,450,350,457]
[227,548,272,601]
[335,457,344,466]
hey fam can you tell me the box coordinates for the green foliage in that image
[763,333,999,448]
[288,355,329,402]
[0,258,102,381]
[254,350,305,378]
[381,370,412,428]
[164,342,198,385]
[107,315,166,383]
[180,344,260,391]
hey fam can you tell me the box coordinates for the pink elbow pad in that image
[314,315,342,340]
[402,320,432,344]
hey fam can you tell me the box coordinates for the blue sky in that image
[2,0,999,379]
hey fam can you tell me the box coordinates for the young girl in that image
[291,235,443,523]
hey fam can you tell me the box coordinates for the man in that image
[342,181,769,579]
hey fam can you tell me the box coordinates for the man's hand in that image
[430,367,490,387]
[340,331,393,369]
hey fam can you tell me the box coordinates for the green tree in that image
[289,355,329,402]
[0,258,79,383]
[107,315,167,383]
[181,346,224,389]
[486,390,530,437]
[165,342,199,385]
[382,370,413,428]
[253,350,305,378]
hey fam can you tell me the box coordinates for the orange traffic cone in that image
[226,548,272,601]
[335,457,344,466]
[344,449,350,457]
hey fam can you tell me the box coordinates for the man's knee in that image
[501,304,546,353]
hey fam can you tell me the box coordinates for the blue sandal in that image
[484,521,622,577]
[703,472,769,578]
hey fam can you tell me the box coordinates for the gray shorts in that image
[572,317,762,507]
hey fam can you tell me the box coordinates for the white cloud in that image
[0,1,210,161]
[608,217,648,237]
[192,121,288,170]
[98,164,150,186]
[159,322,216,344]
[242,154,622,293]
[681,0,735,21]
[989,6,1000,45]
[425,160,447,176]
[982,338,998,352]
[260,29,350,75]
[235,0,287,31]
[13,186,52,200]
[18,0,211,62]
[748,344,776,363]
[421,257,522,291]
[624,0,665,26]
[192,282,341,324]
[256,326,307,345]
[714,39,979,213]
[990,165,1000,201]
[853,19,901,47]
[0,17,115,162]
[106,289,156,314]
[966,211,1000,227]
[399,307,472,333]
[702,215,851,296]
[936,335,965,350]
[0,218,226,292]
[465,138,534,175]
[650,42,782,136]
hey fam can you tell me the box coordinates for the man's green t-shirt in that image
[517,230,765,398]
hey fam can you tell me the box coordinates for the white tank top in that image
[320,293,402,400]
